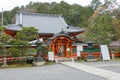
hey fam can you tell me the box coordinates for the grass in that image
[109,57,120,61]
[44,61,56,66]
[76,57,120,63]
[0,61,56,69]
[9,64,33,68]
[0,63,33,69]
[76,59,85,62]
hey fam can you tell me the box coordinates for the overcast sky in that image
[0,0,93,12]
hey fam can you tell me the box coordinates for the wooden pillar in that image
[70,44,72,57]
[52,43,55,56]
[66,43,68,57]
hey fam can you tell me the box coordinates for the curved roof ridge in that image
[17,11,62,17]
[67,26,85,31]
[49,31,73,40]
[58,15,68,27]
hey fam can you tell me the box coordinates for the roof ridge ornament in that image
[60,29,65,34]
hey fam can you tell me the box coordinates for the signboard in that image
[100,45,110,60]
[77,50,80,57]
[48,52,54,61]
[77,45,83,51]
[77,45,83,57]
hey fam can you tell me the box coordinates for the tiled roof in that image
[6,12,85,34]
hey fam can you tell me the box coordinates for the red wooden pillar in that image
[66,43,68,57]
[52,43,55,57]
[70,43,72,57]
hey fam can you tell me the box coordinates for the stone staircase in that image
[55,57,75,63]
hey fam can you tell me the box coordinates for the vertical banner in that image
[48,52,54,61]
[77,45,83,57]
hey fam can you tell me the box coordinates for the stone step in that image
[55,58,75,63]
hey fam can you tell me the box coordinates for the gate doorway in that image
[51,36,73,58]
[54,42,67,57]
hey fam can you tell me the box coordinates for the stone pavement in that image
[61,62,120,80]
[0,64,107,80]
[81,61,120,73]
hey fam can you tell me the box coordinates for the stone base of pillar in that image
[1,64,8,67]
[86,58,97,62]
[85,54,97,62]
[32,61,45,66]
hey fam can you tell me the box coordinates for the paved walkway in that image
[0,64,107,80]
[61,62,120,80]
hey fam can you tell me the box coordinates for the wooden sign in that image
[77,45,83,57]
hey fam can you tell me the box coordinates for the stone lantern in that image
[85,41,97,61]
[32,39,45,66]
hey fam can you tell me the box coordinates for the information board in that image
[48,52,54,61]
[100,45,110,60]
[77,45,83,57]
[77,45,83,51]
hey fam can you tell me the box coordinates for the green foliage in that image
[112,19,120,39]
[90,0,102,10]
[42,46,49,55]
[0,26,5,32]
[16,27,38,41]
[111,9,120,40]
[10,27,38,58]
[0,33,11,44]
[0,27,11,45]
[116,48,120,53]
[87,13,114,44]
[36,2,50,13]
[8,47,21,57]
[27,48,37,55]
[0,26,11,56]
[0,44,7,55]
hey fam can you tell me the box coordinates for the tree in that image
[86,12,114,44]
[112,18,120,40]
[36,2,50,13]
[0,26,11,56]
[90,0,102,10]
[9,27,38,64]
[10,27,38,62]
[111,6,120,40]
[16,27,38,41]
[8,47,21,57]
[85,0,120,44]
[79,6,94,27]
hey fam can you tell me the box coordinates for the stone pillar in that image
[1,56,8,67]
[111,50,114,60]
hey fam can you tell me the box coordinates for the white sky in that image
[0,0,93,12]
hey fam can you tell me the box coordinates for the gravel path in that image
[0,64,107,80]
